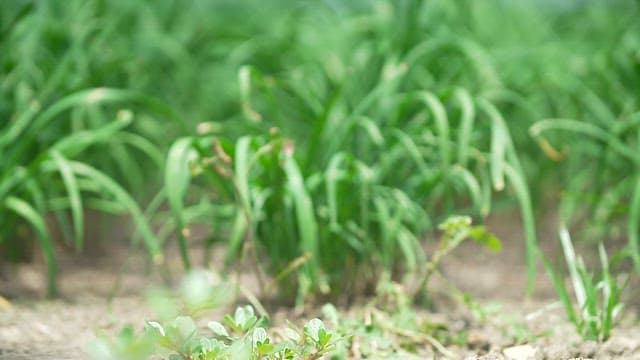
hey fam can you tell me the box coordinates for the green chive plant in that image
[4,0,639,307]
[0,88,170,296]
[0,0,368,292]
[0,1,203,295]
[164,0,541,300]
[164,90,534,302]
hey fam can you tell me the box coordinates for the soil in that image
[1,213,640,360]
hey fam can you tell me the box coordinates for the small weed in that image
[89,306,340,360]
[88,271,342,360]
[544,226,629,341]
[410,215,501,299]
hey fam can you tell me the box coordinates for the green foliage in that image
[162,6,541,295]
[88,269,470,360]
[543,227,628,341]
[89,305,340,360]
[0,89,168,296]
[156,0,639,302]
[412,216,500,298]
[1,0,197,296]
[2,1,639,332]
[166,103,523,300]
[531,115,640,271]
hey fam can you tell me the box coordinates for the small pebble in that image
[503,344,536,360]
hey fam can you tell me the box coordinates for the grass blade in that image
[4,196,57,296]
[598,242,615,340]
[48,151,84,251]
[478,99,507,191]
[559,226,586,308]
[397,227,418,271]
[419,91,450,169]
[530,118,638,165]
[70,161,163,265]
[51,111,132,157]
[234,136,253,212]
[325,153,347,228]
[283,153,319,292]
[454,88,475,167]
[225,211,248,265]
[165,137,195,269]
[238,66,262,122]
[629,176,640,273]
[504,164,538,293]
[542,255,578,327]
[116,132,165,168]
[373,196,394,270]
[0,100,40,149]
[451,165,483,214]
[33,88,136,132]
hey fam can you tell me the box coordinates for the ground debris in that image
[502,344,537,360]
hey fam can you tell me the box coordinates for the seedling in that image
[544,226,629,341]
[89,305,340,360]
[411,215,501,299]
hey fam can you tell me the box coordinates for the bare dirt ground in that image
[1,214,640,359]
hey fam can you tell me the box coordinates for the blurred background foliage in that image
[1,0,639,299]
